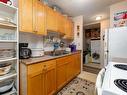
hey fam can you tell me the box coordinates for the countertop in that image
[20,51,81,65]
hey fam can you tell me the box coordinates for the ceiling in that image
[48,0,122,25]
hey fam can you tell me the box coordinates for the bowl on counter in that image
[0,63,12,75]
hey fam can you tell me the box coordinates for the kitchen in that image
[0,0,127,95]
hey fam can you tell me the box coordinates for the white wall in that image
[100,19,110,67]
[73,16,84,50]
[73,15,84,72]
[110,1,127,27]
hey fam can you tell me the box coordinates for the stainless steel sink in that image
[49,51,70,56]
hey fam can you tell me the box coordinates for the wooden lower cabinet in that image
[20,52,81,95]
[28,73,45,95]
[56,57,68,90]
[45,61,56,95]
[20,60,56,95]
[66,56,75,81]
[75,53,81,74]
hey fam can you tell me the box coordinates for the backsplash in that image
[19,32,44,49]
[19,32,72,51]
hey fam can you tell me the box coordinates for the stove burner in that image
[114,79,127,93]
[114,64,127,70]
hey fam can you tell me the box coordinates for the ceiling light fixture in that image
[96,16,102,20]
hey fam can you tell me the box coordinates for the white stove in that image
[102,62,127,95]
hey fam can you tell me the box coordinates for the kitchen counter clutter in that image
[20,51,81,65]
[20,51,81,95]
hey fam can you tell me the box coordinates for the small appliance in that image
[19,43,31,59]
[31,49,44,58]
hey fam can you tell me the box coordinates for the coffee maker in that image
[19,43,31,59]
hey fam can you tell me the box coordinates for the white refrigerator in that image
[104,27,127,66]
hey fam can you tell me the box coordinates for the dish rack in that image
[0,2,18,95]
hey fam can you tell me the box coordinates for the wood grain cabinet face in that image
[66,56,75,81]
[45,60,56,95]
[46,6,57,32]
[64,18,74,39]
[76,54,81,74]
[33,0,46,35]
[56,13,65,34]
[19,0,74,37]
[20,53,81,95]
[19,0,33,32]
[56,57,68,90]
[28,73,45,95]
[27,63,45,95]
[27,60,56,95]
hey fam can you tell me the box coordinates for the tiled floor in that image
[78,71,97,83]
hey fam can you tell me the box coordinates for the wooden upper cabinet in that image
[46,6,57,32]
[56,12,64,34]
[19,0,33,32]
[33,0,46,35]
[19,0,74,37]
[65,19,74,39]
[70,20,74,39]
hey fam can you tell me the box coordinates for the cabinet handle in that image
[45,68,47,71]
[43,68,47,71]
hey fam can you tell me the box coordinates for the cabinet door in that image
[56,13,64,34]
[27,63,45,95]
[28,73,45,95]
[76,53,81,74]
[64,18,74,39]
[45,60,56,95]
[56,57,68,90]
[19,0,33,32]
[33,0,46,35]
[73,54,81,75]
[66,56,75,81]
[46,6,57,32]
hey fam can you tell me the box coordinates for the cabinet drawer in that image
[56,56,69,66]
[28,63,44,77]
[43,60,56,69]
[28,60,56,76]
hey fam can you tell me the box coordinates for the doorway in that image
[83,23,101,74]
